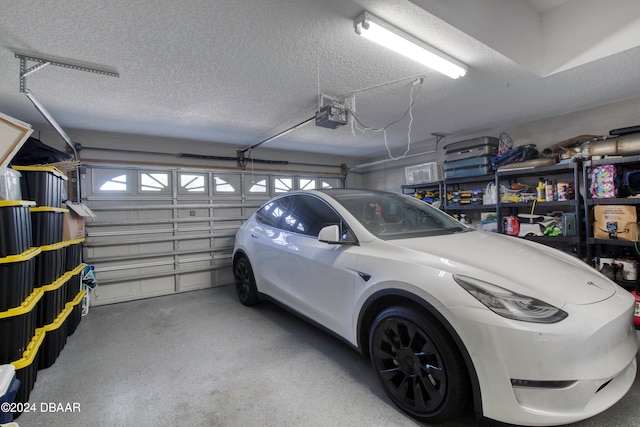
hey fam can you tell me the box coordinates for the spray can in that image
[557,182,568,201]
[545,181,554,202]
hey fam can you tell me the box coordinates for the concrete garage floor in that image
[16,285,640,427]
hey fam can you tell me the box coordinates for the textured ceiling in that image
[0,0,639,161]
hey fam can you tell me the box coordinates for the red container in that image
[632,289,640,329]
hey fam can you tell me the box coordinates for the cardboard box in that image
[0,113,32,169]
[593,205,637,241]
[62,202,95,241]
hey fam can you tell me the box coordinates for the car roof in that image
[315,188,394,197]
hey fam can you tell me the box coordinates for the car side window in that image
[255,196,292,229]
[289,195,343,237]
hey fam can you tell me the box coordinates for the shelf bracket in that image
[15,52,119,92]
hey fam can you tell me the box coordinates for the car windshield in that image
[327,191,469,239]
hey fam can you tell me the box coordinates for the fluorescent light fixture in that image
[354,12,467,79]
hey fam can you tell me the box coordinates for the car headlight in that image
[453,275,568,323]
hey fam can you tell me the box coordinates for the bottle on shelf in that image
[537,178,545,202]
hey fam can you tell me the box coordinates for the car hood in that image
[391,230,617,306]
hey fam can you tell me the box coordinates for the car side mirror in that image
[318,225,341,243]
[318,224,358,245]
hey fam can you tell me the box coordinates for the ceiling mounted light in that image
[354,12,467,79]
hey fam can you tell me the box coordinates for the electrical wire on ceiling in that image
[347,77,424,160]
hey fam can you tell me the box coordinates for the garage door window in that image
[179,173,207,193]
[140,172,170,192]
[247,178,267,193]
[298,178,316,190]
[274,177,293,193]
[319,178,341,189]
[214,174,240,194]
[93,169,130,192]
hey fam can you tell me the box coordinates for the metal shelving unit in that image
[495,161,584,257]
[583,155,640,290]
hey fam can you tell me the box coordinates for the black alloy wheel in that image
[233,256,259,306]
[369,306,469,423]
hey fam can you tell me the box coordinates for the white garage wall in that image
[360,96,640,191]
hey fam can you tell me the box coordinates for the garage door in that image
[80,165,343,305]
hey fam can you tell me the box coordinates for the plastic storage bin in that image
[34,241,67,288]
[0,247,41,312]
[0,200,35,258]
[64,238,85,272]
[30,207,67,246]
[0,364,19,423]
[35,273,71,329]
[65,264,85,303]
[0,167,22,200]
[37,304,72,369]
[11,330,44,409]
[66,289,86,337]
[0,289,43,364]
[12,165,68,208]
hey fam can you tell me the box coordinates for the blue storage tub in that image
[0,364,20,423]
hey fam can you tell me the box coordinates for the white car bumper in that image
[447,290,638,426]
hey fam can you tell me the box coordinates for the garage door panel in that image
[139,276,175,295]
[83,166,342,305]
[176,221,213,231]
[92,276,177,306]
[177,239,213,251]
[179,271,214,292]
[212,207,243,217]
[214,268,234,285]
[212,236,234,249]
[92,281,137,304]
[136,209,173,220]
[176,256,213,269]
[175,208,210,218]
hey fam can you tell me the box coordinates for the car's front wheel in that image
[233,256,260,306]
[369,306,469,423]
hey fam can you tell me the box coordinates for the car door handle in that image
[251,234,258,239]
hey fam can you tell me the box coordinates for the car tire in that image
[369,306,469,423]
[233,256,260,306]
